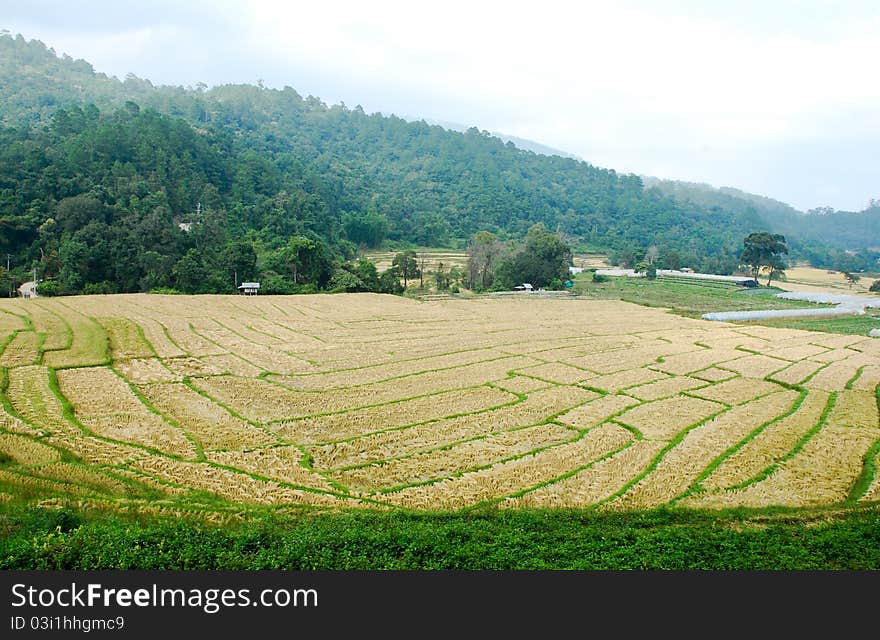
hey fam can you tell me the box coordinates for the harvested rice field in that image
[0,292,877,513]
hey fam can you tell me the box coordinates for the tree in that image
[739,232,788,286]
[351,258,380,291]
[493,223,572,289]
[467,231,505,291]
[391,250,420,289]
[613,248,637,269]
[172,248,209,294]
[662,249,681,271]
[843,272,860,288]
[448,265,464,291]
[764,255,787,286]
[418,253,429,288]
[328,268,366,293]
[378,267,404,294]
[342,211,388,248]
[281,235,333,288]
[284,236,314,285]
[870,279,880,293]
[221,240,257,288]
[434,261,449,291]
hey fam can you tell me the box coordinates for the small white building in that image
[514,283,534,292]
[237,282,261,295]
[569,266,584,275]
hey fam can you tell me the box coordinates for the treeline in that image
[1,33,877,295]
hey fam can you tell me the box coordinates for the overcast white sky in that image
[4,0,879,212]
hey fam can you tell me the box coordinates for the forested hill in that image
[642,178,880,267]
[0,33,874,295]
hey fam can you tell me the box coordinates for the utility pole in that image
[5,254,11,298]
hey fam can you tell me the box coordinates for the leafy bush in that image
[82,280,119,295]
[259,275,297,295]
[35,280,61,296]
[329,269,365,293]
[592,272,609,283]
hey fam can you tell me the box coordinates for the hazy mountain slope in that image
[643,177,880,255]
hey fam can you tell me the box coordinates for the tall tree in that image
[843,271,860,288]
[740,232,788,286]
[467,231,505,291]
[391,250,420,289]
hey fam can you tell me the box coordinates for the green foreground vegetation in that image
[573,273,821,318]
[744,314,880,336]
[2,501,879,570]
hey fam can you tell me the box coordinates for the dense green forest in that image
[643,177,880,271]
[1,32,877,295]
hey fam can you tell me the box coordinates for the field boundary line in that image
[180,377,281,442]
[371,424,603,496]
[110,367,205,462]
[305,383,526,450]
[589,404,731,510]
[670,388,807,504]
[846,385,880,504]
[260,373,525,423]
[724,391,838,492]
[369,398,647,495]
[269,351,534,391]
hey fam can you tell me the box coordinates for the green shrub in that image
[35,280,62,296]
[82,281,119,295]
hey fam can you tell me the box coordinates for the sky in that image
[3,0,879,212]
